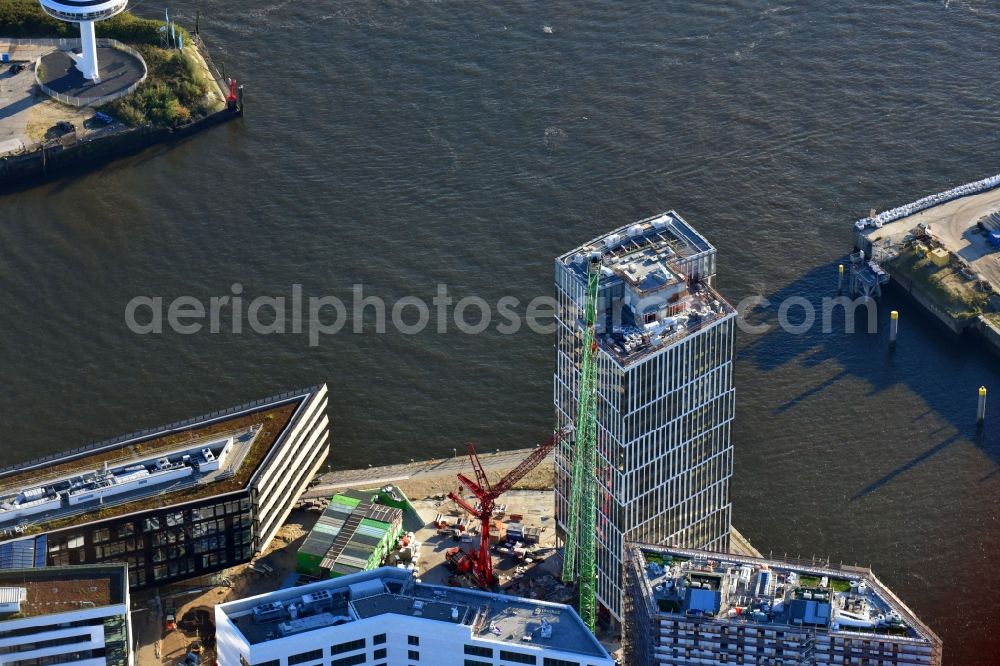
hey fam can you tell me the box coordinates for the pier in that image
[853,175,1000,355]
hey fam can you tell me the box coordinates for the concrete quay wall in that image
[0,108,239,193]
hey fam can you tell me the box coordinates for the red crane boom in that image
[447,429,566,589]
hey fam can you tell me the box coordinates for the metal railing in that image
[0,387,318,480]
[32,38,148,107]
[0,423,259,498]
[0,37,80,48]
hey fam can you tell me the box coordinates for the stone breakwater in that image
[854,172,1000,231]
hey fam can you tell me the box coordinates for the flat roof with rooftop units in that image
[216,566,613,666]
[625,544,943,666]
[635,545,934,639]
[0,387,330,590]
[557,211,736,366]
[0,429,254,530]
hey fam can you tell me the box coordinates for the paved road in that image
[0,47,45,155]
[304,447,546,499]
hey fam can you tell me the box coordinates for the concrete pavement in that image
[867,185,1000,290]
[303,447,546,498]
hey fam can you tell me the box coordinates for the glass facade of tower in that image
[554,212,736,623]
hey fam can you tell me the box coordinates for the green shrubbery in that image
[0,0,190,43]
[1,0,215,127]
[108,46,210,127]
[893,247,989,318]
[98,11,191,44]
[0,0,73,37]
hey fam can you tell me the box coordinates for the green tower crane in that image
[561,253,600,632]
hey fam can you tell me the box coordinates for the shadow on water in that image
[0,120,241,198]
[737,259,1000,491]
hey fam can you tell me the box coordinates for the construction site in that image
[131,445,612,664]
[136,446,762,664]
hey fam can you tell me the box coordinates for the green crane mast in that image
[561,253,600,632]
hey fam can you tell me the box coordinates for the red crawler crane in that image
[447,429,567,589]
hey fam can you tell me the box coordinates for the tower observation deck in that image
[38,0,129,81]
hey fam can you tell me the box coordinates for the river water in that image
[1,0,999,661]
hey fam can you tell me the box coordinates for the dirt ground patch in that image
[892,247,989,319]
[25,99,93,142]
[393,459,554,501]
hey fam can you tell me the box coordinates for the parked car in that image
[92,111,113,125]
[7,63,25,75]
[55,120,75,134]
[164,614,176,632]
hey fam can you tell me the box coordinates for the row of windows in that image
[543,659,585,666]
[153,558,198,581]
[88,499,252,544]
[331,655,365,666]
[288,648,323,665]
[268,638,604,666]
[331,639,364,655]
[464,643,561,665]
[0,619,104,643]
[0,633,91,656]
[254,648,591,666]
[6,648,107,666]
[46,499,254,566]
[501,649,538,664]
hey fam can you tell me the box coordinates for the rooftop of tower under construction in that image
[630,545,941,646]
[558,211,736,365]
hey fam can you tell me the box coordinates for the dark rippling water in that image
[2,0,999,660]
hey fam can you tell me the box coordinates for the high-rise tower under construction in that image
[555,211,736,624]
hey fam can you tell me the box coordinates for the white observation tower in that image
[38,0,129,81]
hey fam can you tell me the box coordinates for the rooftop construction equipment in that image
[447,429,567,590]
[561,252,601,632]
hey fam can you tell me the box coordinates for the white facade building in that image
[215,567,613,666]
[555,211,737,623]
[0,563,132,666]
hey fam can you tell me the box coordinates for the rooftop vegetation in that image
[3,401,299,539]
